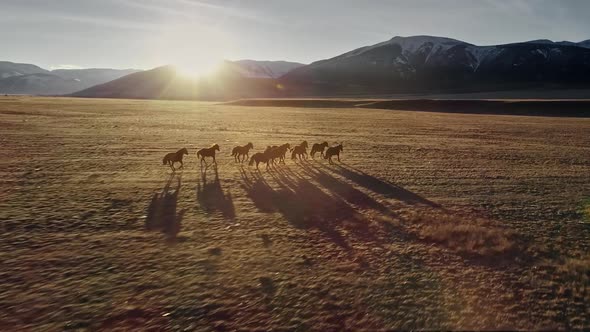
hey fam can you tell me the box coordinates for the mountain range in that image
[0,62,140,95]
[0,60,304,96]
[4,35,590,99]
[282,36,590,95]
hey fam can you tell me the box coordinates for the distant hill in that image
[0,61,141,95]
[0,73,82,95]
[281,35,590,95]
[51,68,140,90]
[225,60,304,78]
[71,65,280,100]
[0,61,49,79]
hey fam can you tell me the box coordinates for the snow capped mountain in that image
[340,35,469,59]
[283,35,590,93]
[525,39,590,49]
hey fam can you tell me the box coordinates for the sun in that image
[151,22,233,79]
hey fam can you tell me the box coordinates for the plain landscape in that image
[1,96,589,330]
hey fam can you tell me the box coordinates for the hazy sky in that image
[2,0,590,70]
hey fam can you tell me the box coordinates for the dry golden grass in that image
[405,211,517,257]
[1,96,589,330]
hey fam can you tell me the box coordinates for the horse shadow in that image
[196,163,235,220]
[318,162,441,208]
[298,162,396,216]
[240,166,393,250]
[145,172,186,241]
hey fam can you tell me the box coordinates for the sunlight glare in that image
[152,22,233,79]
[175,58,223,79]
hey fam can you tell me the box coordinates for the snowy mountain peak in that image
[339,35,469,60]
[525,39,590,48]
[388,35,468,49]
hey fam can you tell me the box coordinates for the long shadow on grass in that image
[298,162,397,217]
[196,163,235,220]
[319,162,441,208]
[146,172,186,240]
[240,165,398,250]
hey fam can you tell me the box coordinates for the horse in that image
[291,141,308,160]
[276,143,291,163]
[197,144,220,164]
[324,143,343,164]
[249,150,271,170]
[162,148,188,171]
[310,142,329,158]
[231,142,253,163]
[266,143,290,165]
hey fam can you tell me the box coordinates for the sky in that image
[2,0,590,71]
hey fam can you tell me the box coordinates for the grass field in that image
[1,97,589,330]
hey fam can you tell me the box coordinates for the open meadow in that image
[1,97,589,330]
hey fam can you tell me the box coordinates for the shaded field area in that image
[227,98,590,117]
[1,96,589,330]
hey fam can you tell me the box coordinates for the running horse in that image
[310,141,329,158]
[162,148,188,171]
[291,141,308,160]
[197,144,220,165]
[249,149,271,170]
[324,143,343,164]
[231,142,254,163]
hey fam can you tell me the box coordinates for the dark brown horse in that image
[162,148,188,170]
[249,149,271,170]
[231,142,253,163]
[275,143,291,164]
[266,143,291,165]
[291,141,308,160]
[197,144,220,164]
[310,142,329,158]
[324,143,343,164]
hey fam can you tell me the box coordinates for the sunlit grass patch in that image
[555,255,590,300]
[581,198,590,222]
[406,211,518,257]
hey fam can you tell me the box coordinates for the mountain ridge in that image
[281,35,590,95]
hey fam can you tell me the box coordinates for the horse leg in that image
[337,154,340,162]
[213,155,217,164]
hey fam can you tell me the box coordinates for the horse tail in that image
[162,155,168,165]
[291,150,297,159]
[231,147,237,156]
[324,151,329,159]
[248,156,255,166]
[197,150,202,158]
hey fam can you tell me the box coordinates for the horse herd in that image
[162,141,344,171]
